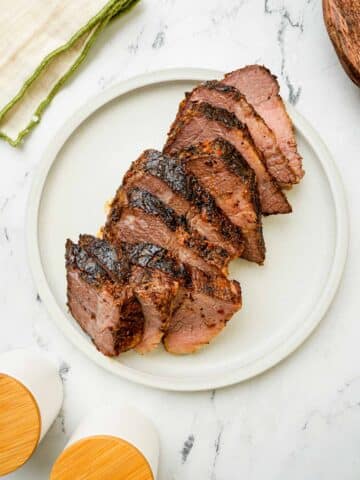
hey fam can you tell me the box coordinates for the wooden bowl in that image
[323,0,360,86]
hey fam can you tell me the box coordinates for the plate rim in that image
[26,67,349,391]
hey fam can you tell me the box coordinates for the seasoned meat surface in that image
[165,101,291,215]
[164,267,242,354]
[223,65,304,182]
[104,185,231,275]
[123,149,244,258]
[65,239,144,356]
[65,64,303,358]
[176,138,266,264]
[67,236,182,354]
[182,80,296,187]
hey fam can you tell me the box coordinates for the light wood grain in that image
[0,374,41,476]
[51,435,154,480]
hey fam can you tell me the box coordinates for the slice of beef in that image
[67,234,242,355]
[120,240,190,282]
[132,269,178,353]
[80,232,241,353]
[223,65,304,182]
[115,238,242,354]
[164,267,242,354]
[78,235,180,354]
[123,149,244,259]
[65,239,144,356]
[164,101,291,215]
[103,186,230,275]
[176,138,266,264]
[103,184,243,352]
[180,80,297,187]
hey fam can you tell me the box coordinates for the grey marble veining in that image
[1,0,360,478]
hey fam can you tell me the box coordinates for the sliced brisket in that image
[181,80,297,187]
[64,63,304,359]
[125,240,242,354]
[103,185,230,275]
[164,267,242,354]
[78,235,180,354]
[123,149,244,259]
[68,234,242,355]
[223,65,304,182]
[164,101,291,215]
[123,239,242,354]
[176,138,266,264]
[65,239,144,356]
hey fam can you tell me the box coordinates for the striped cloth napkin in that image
[0,0,139,147]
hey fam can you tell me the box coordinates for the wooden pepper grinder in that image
[0,349,63,476]
[51,404,159,480]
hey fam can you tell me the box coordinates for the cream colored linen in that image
[0,0,136,145]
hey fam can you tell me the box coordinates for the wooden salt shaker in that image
[51,404,159,480]
[0,349,63,476]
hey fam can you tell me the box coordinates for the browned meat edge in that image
[223,65,304,181]
[74,235,242,355]
[78,235,182,354]
[79,234,189,284]
[124,149,244,257]
[182,80,297,187]
[164,101,291,215]
[177,138,266,264]
[104,185,231,274]
[65,239,144,355]
[164,267,242,354]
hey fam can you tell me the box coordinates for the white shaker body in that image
[67,404,159,476]
[0,349,63,440]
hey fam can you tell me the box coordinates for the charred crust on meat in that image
[127,187,186,232]
[165,102,245,147]
[202,80,243,99]
[195,271,241,302]
[181,138,253,180]
[183,235,229,263]
[142,149,243,244]
[79,234,130,282]
[194,102,245,130]
[125,187,228,267]
[79,235,191,285]
[65,239,107,285]
[144,149,192,196]
[212,139,263,217]
[79,234,191,285]
[177,138,265,260]
[179,138,262,216]
[108,205,122,223]
[66,239,144,355]
[165,101,250,155]
[123,242,191,284]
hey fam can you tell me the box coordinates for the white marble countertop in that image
[1,0,360,478]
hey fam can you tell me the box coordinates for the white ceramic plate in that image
[27,69,348,391]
